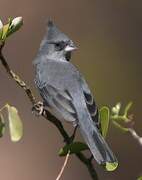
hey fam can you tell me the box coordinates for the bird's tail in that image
[78,118,118,171]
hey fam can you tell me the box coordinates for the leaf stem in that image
[56,151,70,180]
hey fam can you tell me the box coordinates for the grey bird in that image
[33,20,118,170]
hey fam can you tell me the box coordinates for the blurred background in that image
[0,0,142,179]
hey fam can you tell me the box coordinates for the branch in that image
[0,42,98,180]
[128,128,142,147]
[111,102,142,148]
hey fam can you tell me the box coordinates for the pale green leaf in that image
[100,106,110,138]
[1,24,10,41]
[0,113,5,137]
[6,104,23,142]
[124,102,133,119]
[104,162,118,171]
[137,176,142,180]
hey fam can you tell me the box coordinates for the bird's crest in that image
[47,19,54,27]
[46,19,69,42]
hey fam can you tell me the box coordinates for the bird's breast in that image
[36,60,80,89]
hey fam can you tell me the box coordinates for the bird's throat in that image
[65,52,71,61]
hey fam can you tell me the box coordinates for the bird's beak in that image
[65,43,77,52]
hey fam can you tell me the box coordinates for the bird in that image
[33,20,118,170]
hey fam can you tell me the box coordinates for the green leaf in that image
[99,106,110,138]
[6,104,23,142]
[104,162,118,171]
[1,23,10,41]
[124,102,133,120]
[0,113,5,137]
[59,142,89,156]
[137,176,142,180]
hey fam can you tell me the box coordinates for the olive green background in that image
[0,0,142,179]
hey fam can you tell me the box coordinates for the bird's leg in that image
[32,101,44,116]
[69,124,78,143]
[88,154,94,162]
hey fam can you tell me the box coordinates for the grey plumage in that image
[33,20,118,169]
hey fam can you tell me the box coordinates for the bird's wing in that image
[35,77,78,123]
[79,75,101,132]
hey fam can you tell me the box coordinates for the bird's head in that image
[44,20,77,61]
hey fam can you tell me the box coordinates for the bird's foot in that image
[32,101,44,116]
[88,155,94,162]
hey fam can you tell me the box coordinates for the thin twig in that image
[0,42,98,180]
[56,151,70,180]
[128,128,142,147]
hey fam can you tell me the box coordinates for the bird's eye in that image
[55,43,60,47]
[55,43,61,51]
[55,41,65,51]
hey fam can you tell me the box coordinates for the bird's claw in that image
[32,101,44,116]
